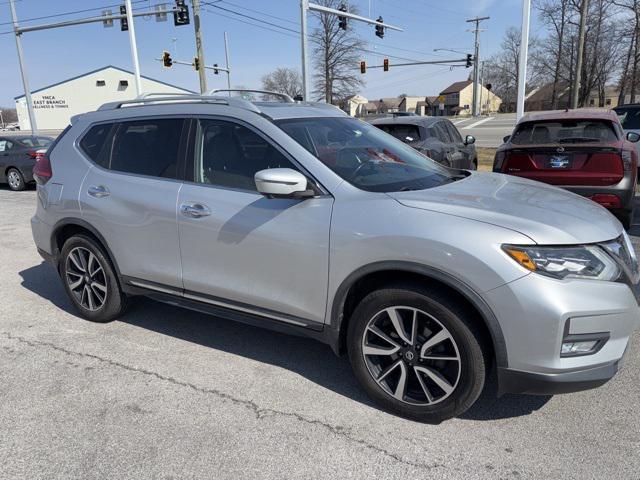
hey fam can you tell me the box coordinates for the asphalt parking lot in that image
[1,186,639,480]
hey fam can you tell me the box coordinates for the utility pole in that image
[466,16,489,117]
[124,0,142,95]
[9,0,37,134]
[192,0,207,93]
[571,0,590,109]
[517,0,531,120]
[224,32,232,93]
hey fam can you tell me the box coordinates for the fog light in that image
[561,341,599,356]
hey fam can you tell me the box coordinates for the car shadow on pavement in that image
[20,261,553,422]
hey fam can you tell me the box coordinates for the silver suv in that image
[31,92,640,422]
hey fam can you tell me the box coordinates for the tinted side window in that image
[80,123,114,167]
[444,121,463,143]
[434,123,452,143]
[195,119,297,191]
[110,119,184,179]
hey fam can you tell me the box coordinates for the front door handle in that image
[88,185,110,198]
[180,202,211,218]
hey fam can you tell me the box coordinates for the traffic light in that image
[360,61,366,74]
[174,0,190,26]
[338,4,347,31]
[120,5,128,31]
[213,64,219,74]
[375,16,384,39]
[466,54,473,68]
[383,58,389,72]
[162,51,173,68]
[193,57,200,71]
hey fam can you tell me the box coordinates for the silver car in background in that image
[30,92,640,422]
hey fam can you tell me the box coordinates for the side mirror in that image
[626,132,640,143]
[503,135,511,144]
[464,135,476,145]
[255,168,314,199]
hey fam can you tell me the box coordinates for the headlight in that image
[502,245,620,281]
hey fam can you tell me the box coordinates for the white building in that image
[15,65,194,131]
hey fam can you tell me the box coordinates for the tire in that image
[6,168,25,191]
[347,284,487,423]
[59,234,128,322]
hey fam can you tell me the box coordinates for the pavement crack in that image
[1,331,443,472]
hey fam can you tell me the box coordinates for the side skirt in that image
[121,276,331,346]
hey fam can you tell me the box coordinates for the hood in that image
[388,172,622,245]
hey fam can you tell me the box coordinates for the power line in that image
[217,0,298,25]
[201,7,299,39]
[0,0,150,27]
[202,1,299,34]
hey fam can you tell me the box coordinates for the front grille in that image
[601,234,640,285]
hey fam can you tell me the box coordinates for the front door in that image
[177,118,333,327]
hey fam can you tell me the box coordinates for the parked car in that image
[372,116,478,170]
[493,109,640,229]
[614,104,640,173]
[0,135,54,190]
[31,93,639,423]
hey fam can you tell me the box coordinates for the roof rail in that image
[208,89,295,103]
[97,93,261,113]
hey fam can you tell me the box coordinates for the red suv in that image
[494,109,640,229]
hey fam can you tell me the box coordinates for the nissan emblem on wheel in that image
[30,91,640,423]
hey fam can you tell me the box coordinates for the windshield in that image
[614,107,640,130]
[511,119,618,145]
[276,117,456,192]
[18,137,52,147]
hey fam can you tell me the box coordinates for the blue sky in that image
[0,0,537,107]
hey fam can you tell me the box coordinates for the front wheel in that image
[6,168,25,191]
[347,284,487,423]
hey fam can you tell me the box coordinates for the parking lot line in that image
[463,117,495,129]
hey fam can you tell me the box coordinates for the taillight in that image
[33,152,52,184]
[26,150,38,159]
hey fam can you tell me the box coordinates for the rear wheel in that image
[347,284,487,423]
[60,235,128,322]
[6,168,25,191]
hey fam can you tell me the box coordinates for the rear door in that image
[176,117,333,327]
[79,117,188,288]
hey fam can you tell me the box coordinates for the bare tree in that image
[310,0,365,104]
[261,68,303,99]
[614,0,639,103]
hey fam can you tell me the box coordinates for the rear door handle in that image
[180,202,211,218]
[88,185,110,198]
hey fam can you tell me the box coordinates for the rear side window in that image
[80,123,114,167]
[511,120,619,145]
[110,119,184,179]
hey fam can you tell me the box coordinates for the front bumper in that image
[484,273,640,395]
[497,361,618,395]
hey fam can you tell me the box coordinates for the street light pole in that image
[192,0,208,94]
[516,0,531,121]
[124,0,142,95]
[9,0,38,134]
[224,31,232,94]
[300,0,310,101]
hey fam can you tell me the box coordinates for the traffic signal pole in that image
[9,0,37,134]
[124,0,142,95]
[192,0,207,94]
[516,0,531,120]
[299,1,402,101]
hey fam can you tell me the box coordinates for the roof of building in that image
[14,65,195,100]
[519,108,620,124]
[440,80,472,95]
